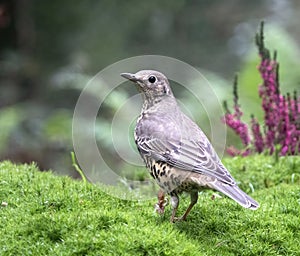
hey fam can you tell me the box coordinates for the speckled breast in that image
[144,157,202,194]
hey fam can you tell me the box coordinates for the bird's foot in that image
[170,215,187,223]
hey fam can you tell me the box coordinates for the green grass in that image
[1,155,300,255]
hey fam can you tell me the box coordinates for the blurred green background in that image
[0,0,299,177]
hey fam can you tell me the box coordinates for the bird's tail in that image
[211,181,259,210]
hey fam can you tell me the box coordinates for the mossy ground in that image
[1,155,300,255]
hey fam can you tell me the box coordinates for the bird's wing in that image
[136,136,236,185]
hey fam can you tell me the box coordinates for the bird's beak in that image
[120,72,141,83]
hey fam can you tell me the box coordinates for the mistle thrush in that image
[121,70,259,222]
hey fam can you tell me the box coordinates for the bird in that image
[121,70,259,222]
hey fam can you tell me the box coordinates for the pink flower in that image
[222,22,299,157]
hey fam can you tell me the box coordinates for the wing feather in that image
[137,136,235,185]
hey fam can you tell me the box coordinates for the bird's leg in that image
[170,192,179,223]
[154,189,168,214]
[177,191,198,221]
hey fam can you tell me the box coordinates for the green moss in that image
[1,156,300,255]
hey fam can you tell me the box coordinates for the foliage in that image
[223,22,300,156]
[1,2,300,175]
[1,156,300,255]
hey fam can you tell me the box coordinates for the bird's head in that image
[121,70,173,101]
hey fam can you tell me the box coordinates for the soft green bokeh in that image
[1,1,299,173]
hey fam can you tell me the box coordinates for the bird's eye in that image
[148,76,156,83]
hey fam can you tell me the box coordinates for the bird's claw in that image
[155,198,169,214]
[170,215,187,223]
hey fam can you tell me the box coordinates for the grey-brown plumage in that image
[121,70,259,222]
